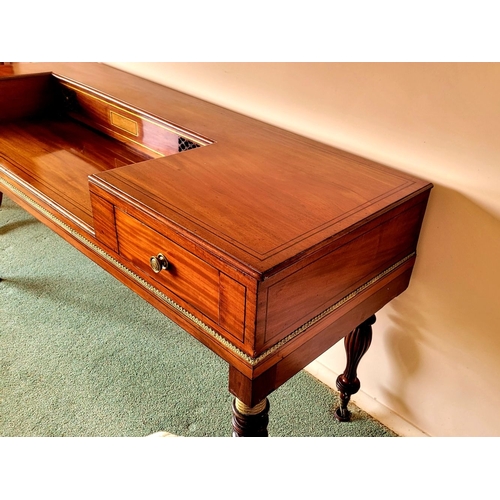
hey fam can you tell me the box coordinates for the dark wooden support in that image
[335,315,376,422]
[231,398,270,437]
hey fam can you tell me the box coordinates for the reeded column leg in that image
[334,315,376,422]
[231,398,270,437]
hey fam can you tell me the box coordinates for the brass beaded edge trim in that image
[1,177,415,367]
[258,251,415,364]
[0,177,252,361]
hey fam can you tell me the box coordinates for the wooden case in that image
[0,63,432,409]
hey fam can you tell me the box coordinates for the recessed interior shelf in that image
[0,73,212,231]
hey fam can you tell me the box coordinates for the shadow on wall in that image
[377,183,500,434]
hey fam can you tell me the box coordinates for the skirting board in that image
[304,360,429,437]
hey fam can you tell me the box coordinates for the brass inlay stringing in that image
[0,177,415,367]
[109,110,139,136]
[60,81,210,147]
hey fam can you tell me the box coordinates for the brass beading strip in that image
[0,176,415,367]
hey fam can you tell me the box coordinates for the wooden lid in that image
[10,63,432,275]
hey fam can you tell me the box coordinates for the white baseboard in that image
[305,360,429,437]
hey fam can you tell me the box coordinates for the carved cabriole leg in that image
[334,315,376,422]
[231,398,270,437]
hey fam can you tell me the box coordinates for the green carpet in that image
[0,194,396,437]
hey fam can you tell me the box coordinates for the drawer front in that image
[115,209,220,321]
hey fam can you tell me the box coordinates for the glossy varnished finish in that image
[0,63,432,434]
[0,117,150,229]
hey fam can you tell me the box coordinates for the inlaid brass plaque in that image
[109,110,139,136]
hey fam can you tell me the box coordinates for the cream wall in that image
[107,62,500,437]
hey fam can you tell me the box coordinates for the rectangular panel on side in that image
[219,273,246,342]
[90,194,118,252]
[261,200,427,348]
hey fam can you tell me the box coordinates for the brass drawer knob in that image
[149,253,169,273]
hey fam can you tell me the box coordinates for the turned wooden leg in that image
[231,398,270,437]
[334,315,376,422]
